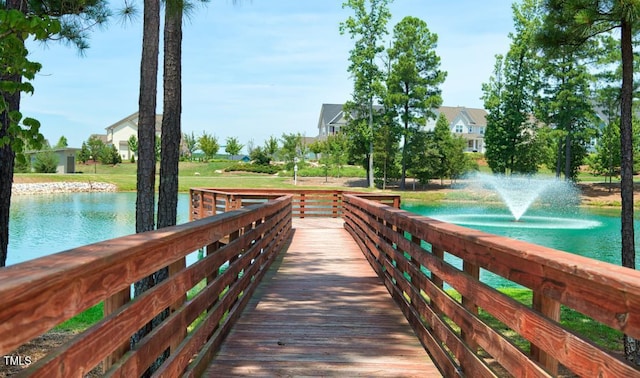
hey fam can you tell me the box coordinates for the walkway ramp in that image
[205,218,440,376]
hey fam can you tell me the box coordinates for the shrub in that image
[225,163,280,174]
[33,150,58,173]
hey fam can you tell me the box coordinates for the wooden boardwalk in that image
[205,218,441,377]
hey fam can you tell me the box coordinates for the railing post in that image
[531,292,560,375]
[431,246,445,317]
[461,261,479,352]
[168,258,187,354]
[332,192,339,218]
[103,288,131,370]
[300,193,306,218]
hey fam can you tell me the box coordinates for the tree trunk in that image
[0,0,28,267]
[555,138,562,178]
[368,99,374,188]
[132,0,160,362]
[158,3,182,232]
[564,132,571,180]
[620,18,638,365]
[0,92,18,268]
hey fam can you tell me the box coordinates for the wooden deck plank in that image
[205,218,440,377]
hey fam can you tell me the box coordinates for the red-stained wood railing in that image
[0,196,292,377]
[190,188,401,219]
[343,194,640,377]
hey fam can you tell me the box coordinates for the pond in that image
[7,192,192,266]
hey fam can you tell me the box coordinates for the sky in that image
[22,0,514,151]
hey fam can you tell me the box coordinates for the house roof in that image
[436,106,488,126]
[106,112,163,133]
[318,103,386,129]
[318,104,345,127]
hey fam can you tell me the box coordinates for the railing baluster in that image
[531,291,560,375]
[103,288,131,371]
[461,261,479,352]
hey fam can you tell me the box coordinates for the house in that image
[105,112,163,160]
[425,106,487,153]
[317,103,488,154]
[317,104,348,138]
[316,103,384,138]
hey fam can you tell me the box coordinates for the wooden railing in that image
[343,194,640,377]
[190,188,401,219]
[0,196,292,377]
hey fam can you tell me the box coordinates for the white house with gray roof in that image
[317,103,488,153]
[425,106,488,153]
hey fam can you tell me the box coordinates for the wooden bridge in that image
[1,188,640,377]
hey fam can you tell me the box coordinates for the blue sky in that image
[22,0,514,150]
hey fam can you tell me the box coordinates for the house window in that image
[455,125,463,133]
[467,126,473,133]
[480,127,485,135]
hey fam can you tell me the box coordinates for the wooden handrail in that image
[0,196,292,376]
[343,194,640,377]
[189,188,401,220]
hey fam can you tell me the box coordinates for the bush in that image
[225,163,280,174]
[33,150,58,173]
[14,154,31,173]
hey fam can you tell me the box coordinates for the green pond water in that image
[7,193,636,288]
[7,192,192,266]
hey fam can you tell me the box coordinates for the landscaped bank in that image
[11,182,117,196]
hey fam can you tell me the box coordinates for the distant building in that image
[104,112,163,160]
[425,106,488,153]
[26,148,80,173]
[317,103,488,153]
[316,103,384,138]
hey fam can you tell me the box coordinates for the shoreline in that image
[11,182,118,196]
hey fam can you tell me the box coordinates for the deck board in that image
[205,218,441,377]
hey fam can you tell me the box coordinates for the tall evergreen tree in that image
[340,0,393,188]
[482,1,543,175]
[539,0,640,363]
[536,35,597,180]
[387,16,446,190]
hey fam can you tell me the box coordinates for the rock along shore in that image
[11,182,118,196]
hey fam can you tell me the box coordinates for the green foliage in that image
[33,149,58,173]
[280,132,303,169]
[340,0,393,187]
[225,136,244,157]
[13,154,30,173]
[54,136,68,148]
[77,142,90,163]
[0,11,61,154]
[182,131,197,160]
[86,135,105,161]
[482,2,545,175]
[225,163,280,174]
[198,131,219,160]
[249,146,271,166]
[373,108,401,187]
[128,134,138,155]
[387,16,446,189]
[264,135,279,158]
[100,144,122,165]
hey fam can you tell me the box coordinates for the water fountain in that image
[434,173,602,230]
